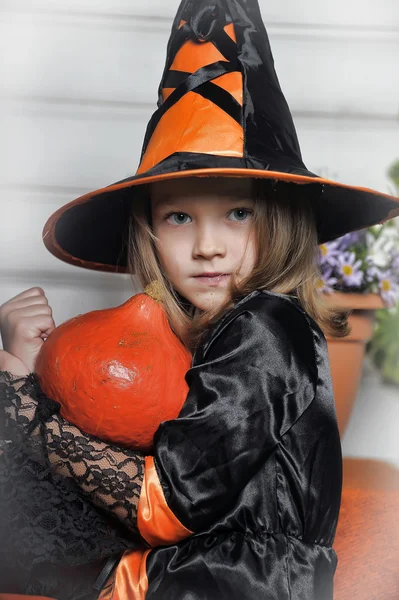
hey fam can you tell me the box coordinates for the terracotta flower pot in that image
[322,292,385,437]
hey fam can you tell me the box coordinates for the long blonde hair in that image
[126,178,350,352]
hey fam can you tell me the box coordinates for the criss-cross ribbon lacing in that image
[140,2,242,160]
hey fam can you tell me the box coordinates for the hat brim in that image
[42,161,399,274]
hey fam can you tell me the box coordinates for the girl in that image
[1,0,399,598]
[1,175,345,600]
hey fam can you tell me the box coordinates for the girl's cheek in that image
[168,256,186,279]
[157,248,185,283]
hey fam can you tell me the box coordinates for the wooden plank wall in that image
[1,2,398,467]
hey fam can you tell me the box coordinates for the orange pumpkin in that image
[35,284,192,452]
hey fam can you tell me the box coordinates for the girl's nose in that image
[192,225,226,259]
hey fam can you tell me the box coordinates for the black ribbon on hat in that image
[162,61,242,126]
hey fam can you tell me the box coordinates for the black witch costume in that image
[1,290,342,599]
[1,0,398,598]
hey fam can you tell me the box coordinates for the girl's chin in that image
[189,288,229,312]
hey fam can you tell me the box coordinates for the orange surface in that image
[35,292,191,452]
[137,90,244,175]
[323,293,385,436]
[98,549,151,600]
[138,456,193,546]
[334,458,399,599]
[172,21,237,73]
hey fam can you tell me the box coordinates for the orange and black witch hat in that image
[42,0,399,274]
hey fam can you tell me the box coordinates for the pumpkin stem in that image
[144,281,164,303]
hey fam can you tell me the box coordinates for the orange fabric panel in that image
[137,456,193,546]
[211,72,243,105]
[98,549,151,600]
[224,23,237,43]
[137,91,244,175]
[162,87,175,102]
[171,24,236,73]
[171,37,227,73]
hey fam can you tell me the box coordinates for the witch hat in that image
[42,0,399,274]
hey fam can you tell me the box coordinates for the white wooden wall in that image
[1,1,398,464]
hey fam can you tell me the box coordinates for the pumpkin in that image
[34,283,192,452]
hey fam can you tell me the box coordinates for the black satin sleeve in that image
[153,290,318,533]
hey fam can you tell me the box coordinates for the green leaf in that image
[368,306,399,387]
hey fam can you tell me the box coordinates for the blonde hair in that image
[126,178,350,352]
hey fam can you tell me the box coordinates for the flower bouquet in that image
[317,159,399,387]
[317,159,399,308]
[317,224,399,308]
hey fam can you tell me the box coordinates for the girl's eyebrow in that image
[152,199,180,211]
[154,194,254,207]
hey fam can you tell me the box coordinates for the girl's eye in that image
[228,208,253,222]
[166,212,192,225]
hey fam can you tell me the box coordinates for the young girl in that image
[1,175,345,600]
[1,0,399,598]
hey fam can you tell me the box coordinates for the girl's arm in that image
[1,365,147,591]
[0,368,145,535]
[1,287,146,533]
[1,288,146,535]
[0,286,56,374]
[1,294,319,554]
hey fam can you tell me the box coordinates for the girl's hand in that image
[0,287,56,374]
[0,349,30,376]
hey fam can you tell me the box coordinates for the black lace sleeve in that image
[0,370,147,596]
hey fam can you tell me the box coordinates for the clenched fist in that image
[0,287,56,374]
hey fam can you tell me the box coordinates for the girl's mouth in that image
[193,274,231,286]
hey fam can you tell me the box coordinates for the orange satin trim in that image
[98,549,151,600]
[137,456,193,546]
[137,89,244,174]
[42,167,399,277]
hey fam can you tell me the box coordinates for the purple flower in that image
[336,231,361,251]
[318,224,399,300]
[364,257,383,283]
[315,267,338,293]
[376,271,399,308]
[336,252,364,287]
[319,241,341,266]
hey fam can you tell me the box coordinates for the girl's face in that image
[150,177,257,311]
